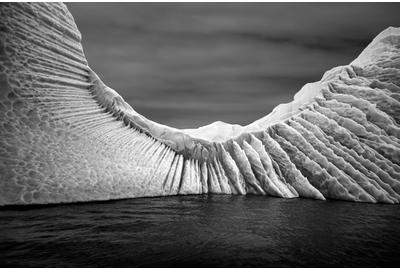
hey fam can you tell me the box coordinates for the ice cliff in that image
[1,3,400,205]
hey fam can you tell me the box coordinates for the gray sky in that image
[68,3,400,129]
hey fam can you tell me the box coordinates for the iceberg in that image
[0,3,400,205]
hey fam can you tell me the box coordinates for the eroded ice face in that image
[1,3,400,205]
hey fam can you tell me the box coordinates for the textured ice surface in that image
[1,3,400,205]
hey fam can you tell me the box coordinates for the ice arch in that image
[1,3,400,205]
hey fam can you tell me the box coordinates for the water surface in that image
[1,195,400,267]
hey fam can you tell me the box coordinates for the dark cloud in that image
[67,3,400,128]
[230,32,372,52]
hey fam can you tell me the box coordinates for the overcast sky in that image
[68,3,400,129]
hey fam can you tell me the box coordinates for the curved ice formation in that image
[1,3,400,205]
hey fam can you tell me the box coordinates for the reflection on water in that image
[1,195,400,267]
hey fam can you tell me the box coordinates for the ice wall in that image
[1,3,400,205]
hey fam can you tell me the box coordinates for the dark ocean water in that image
[1,195,400,267]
